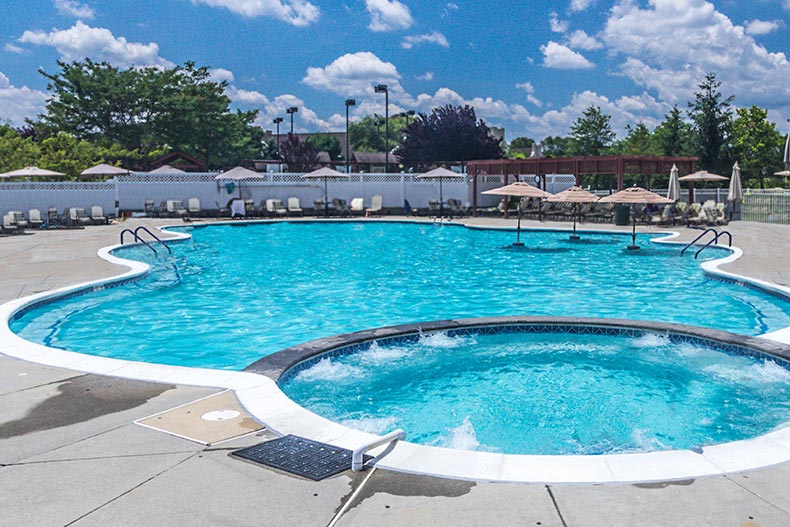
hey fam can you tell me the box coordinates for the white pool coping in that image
[2,221,790,484]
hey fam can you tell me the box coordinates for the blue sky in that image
[1,0,790,141]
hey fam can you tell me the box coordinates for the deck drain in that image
[201,410,240,421]
[232,435,371,481]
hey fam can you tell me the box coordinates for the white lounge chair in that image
[166,200,187,218]
[350,197,365,215]
[69,208,91,226]
[230,199,246,218]
[366,195,383,216]
[90,205,106,224]
[28,209,43,228]
[266,199,287,217]
[287,197,303,216]
[187,197,201,215]
[10,211,28,229]
[3,213,19,234]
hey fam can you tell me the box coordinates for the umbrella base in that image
[569,235,580,241]
[627,245,641,251]
[511,242,525,247]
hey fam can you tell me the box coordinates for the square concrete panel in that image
[136,390,264,445]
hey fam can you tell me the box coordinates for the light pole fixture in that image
[405,109,415,127]
[286,106,298,134]
[273,117,283,159]
[374,84,389,173]
[345,99,356,173]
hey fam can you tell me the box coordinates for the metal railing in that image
[680,228,732,259]
[119,226,172,255]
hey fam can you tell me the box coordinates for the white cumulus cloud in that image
[402,31,449,49]
[302,51,403,98]
[416,71,434,81]
[549,12,568,33]
[569,0,594,12]
[568,30,602,50]
[54,0,95,19]
[516,82,542,107]
[18,21,173,68]
[744,19,780,36]
[210,68,235,83]
[366,0,413,32]
[191,0,319,26]
[0,72,48,126]
[541,41,594,69]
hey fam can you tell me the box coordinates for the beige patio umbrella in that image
[149,164,186,174]
[1,166,65,179]
[667,164,682,202]
[483,182,553,246]
[415,167,467,218]
[546,186,599,240]
[678,170,728,204]
[302,167,351,217]
[599,186,673,250]
[215,166,260,199]
[727,162,743,222]
[80,163,129,180]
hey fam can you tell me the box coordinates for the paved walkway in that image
[2,218,790,527]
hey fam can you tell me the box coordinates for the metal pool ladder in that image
[119,226,173,256]
[680,227,732,259]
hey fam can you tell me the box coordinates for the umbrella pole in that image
[324,178,329,218]
[513,203,524,246]
[628,214,640,250]
[570,203,580,240]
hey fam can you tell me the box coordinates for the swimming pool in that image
[10,221,790,370]
[280,326,790,455]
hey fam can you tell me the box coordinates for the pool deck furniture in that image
[2,219,790,526]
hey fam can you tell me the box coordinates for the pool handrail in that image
[119,228,158,255]
[134,225,172,255]
[695,229,732,259]
[351,429,406,471]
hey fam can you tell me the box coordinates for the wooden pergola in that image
[467,155,697,216]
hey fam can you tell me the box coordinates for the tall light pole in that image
[345,99,356,173]
[374,84,388,173]
[287,106,298,135]
[273,117,283,159]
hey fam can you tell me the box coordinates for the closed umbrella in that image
[667,164,682,202]
[784,132,790,171]
[727,162,743,222]
[678,170,728,204]
[415,167,466,218]
[483,182,553,246]
[546,186,599,240]
[599,186,673,250]
[301,167,351,217]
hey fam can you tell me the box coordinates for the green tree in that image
[653,105,693,157]
[509,137,535,149]
[730,106,784,188]
[279,133,319,172]
[540,135,574,158]
[348,114,407,153]
[394,105,503,169]
[613,122,657,155]
[307,134,342,162]
[569,106,616,155]
[0,124,41,173]
[688,72,733,174]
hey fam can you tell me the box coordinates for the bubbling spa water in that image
[281,330,790,455]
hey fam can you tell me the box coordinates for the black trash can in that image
[614,204,631,225]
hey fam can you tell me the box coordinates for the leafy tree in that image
[307,134,342,162]
[509,137,535,149]
[394,105,503,169]
[688,72,733,174]
[261,138,279,159]
[613,122,657,155]
[279,133,319,172]
[730,106,784,188]
[0,124,41,173]
[540,135,574,158]
[38,59,261,169]
[569,106,616,155]
[653,105,693,157]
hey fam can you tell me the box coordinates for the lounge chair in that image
[230,198,246,218]
[447,198,466,217]
[350,198,365,215]
[287,197,303,216]
[2,213,20,234]
[144,200,158,217]
[90,205,106,225]
[332,198,351,217]
[47,207,60,226]
[266,199,287,217]
[10,211,28,229]
[366,195,383,217]
[244,199,257,217]
[714,202,728,225]
[28,209,44,229]
[166,200,187,218]
[187,197,201,217]
[686,203,707,227]
[69,207,91,227]
[428,199,441,217]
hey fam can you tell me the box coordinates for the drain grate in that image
[232,435,370,481]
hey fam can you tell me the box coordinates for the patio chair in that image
[28,209,44,229]
[2,213,20,234]
[144,200,158,217]
[10,211,28,229]
[350,197,365,215]
[332,198,351,217]
[69,207,91,227]
[187,197,201,216]
[714,202,728,225]
[90,205,107,225]
[47,207,60,226]
[428,199,441,217]
[686,203,707,227]
[447,198,466,217]
[366,195,383,217]
[166,200,187,218]
[230,198,246,218]
[287,197,303,216]
[244,199,257,217]
[266,199,287,218]
[313,199,327,216]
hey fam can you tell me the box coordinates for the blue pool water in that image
[10,222,790,370]
[281,330,790,455]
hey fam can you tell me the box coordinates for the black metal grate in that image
[232,435,370,481]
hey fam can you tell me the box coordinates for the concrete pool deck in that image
[2,217,790,526]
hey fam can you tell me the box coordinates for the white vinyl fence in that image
[0,181,116,219]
